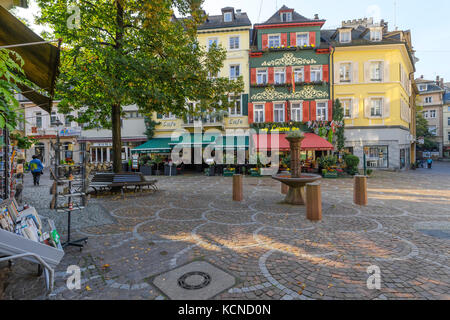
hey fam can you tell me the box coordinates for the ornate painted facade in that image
[249,6,332,126]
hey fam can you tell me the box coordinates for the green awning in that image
[169,133,217,146]
[131,138,172,154]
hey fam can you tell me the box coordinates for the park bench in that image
[89,172,157,195]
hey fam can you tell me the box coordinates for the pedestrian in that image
[427,157,433,169]
[30,155,44,186]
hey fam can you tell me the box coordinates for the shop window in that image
[365,146,388,168]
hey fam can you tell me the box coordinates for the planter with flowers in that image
[223,167,235,177]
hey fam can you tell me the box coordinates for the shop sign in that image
[228,118,243,126]
[92,142,113,147]
[59,127,82,136]
[162,121,177,128]
[131,154,139,169]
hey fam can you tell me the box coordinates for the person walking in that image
[30,155,44,186]
[427,157,433,169]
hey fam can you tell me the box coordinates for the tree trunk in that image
[112,103,122,173]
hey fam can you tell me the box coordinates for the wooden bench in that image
[89,172,157,195]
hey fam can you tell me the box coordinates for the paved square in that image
[1,163,449,300]
[153,261,235,300]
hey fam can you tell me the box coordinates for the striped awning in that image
[253,133,334,151]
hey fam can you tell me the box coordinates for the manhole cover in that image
[178,271,211,290]
[153,261,235,300]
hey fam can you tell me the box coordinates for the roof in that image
[255,5,325,27]
[416,81,445,93]
[197,12,251,30]
[253,133,334,151]
[0,5,60,114]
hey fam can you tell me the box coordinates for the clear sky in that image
[13,0,450,82]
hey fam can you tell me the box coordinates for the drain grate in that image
[178,271,211,290]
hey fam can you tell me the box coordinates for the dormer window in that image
[224,12,233,22]
[281,11,292,22]
[370,28,382,41]
[419,84,427,91]
[339,30,351,43]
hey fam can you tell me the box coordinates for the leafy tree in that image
[332,99,345,152]
[36,0,244,172]
[144,117,160,140]
[416,111,438,151]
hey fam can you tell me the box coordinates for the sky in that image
[13,0,450,82]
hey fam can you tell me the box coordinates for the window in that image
[257,69,268,85]
[341,99,352,118]
[281,12,292,22]
[448,106,450,112]
[370,61,383,81]
[208,71,219,79]
[370,28,382,41]
[228,95,241,116]
[316,102,328,121]
[229,36,240,50]
[296,33,309,46]
[370,98,383,117]
[293,67,304,82]
[35,112,42,128]
[229,65,240,80]
[274,103,285,122]
[274,68,285,84]
[254,104,265,123]
[429,110,436,118]
[448,117,450,126]
[340,63,352,82]
[291,103,302,122]
[65,114,71,126]
[50,111,59,126]
[448,131,450,142]
[162,113,175,119]
[424,96,432,104]
[365,146,388,168]
[428,126,437,136]
[423,111,429,118]
[419,84,427,91]
[268,34,280,48]
[224,12,232,22]
[339,30,351,43]
[310,66,322,82]
[208,38,218,50]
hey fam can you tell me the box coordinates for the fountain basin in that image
[272,173,322,205]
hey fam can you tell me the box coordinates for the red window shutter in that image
[303,101,310,122]
[281,33,288,47]
[286,66,292,85]
[290,33,297,47]
[328,100,333,121]
[265,102,273,122]
[268,67,274,84]
[304,65,311,83]
[262,34,268,50]
[248,103,254,124]
[309,32,316,47]
[285,102,290,122]
[323,65,329,82]
[310,101,317,121]
[251,69,257,85]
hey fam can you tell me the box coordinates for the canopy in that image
[131,138,172,154]
[253,133,334,151]
[0,5,60,113]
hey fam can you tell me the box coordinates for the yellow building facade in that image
[325,19,417,170]
[152,7,252,139]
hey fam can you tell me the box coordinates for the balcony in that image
[183,116,224,128]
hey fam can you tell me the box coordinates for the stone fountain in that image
[272,132,322,205]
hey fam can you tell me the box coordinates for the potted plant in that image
[205,159,215,176]
[153,155,164,175]
[344,154,360,176]
[139,156,152,176]
[319,155,338,178]
[223,165,235,177]
[366,169,373,177]
[249,153,263,177]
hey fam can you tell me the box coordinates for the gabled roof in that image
[197,12,251,30]
[254,5,325,28]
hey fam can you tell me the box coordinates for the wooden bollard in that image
[306,183,322,221]
[354,175,368,206]
[281,182,289,194]
[233,174,243,201]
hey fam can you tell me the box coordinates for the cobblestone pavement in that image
[1,163,449,300]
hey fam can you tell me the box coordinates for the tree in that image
[332,99,345,152]
[416,111,438,151]
[36,0,244,172]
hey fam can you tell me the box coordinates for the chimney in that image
[236,9,241,15]
[421,75,424,79]
[436,75,440,86]
[440,77,444,88]
[314,14,319,20]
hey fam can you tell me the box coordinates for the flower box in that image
[250,168,261,177]
[223,170,235,177]
[323,170,338,179]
